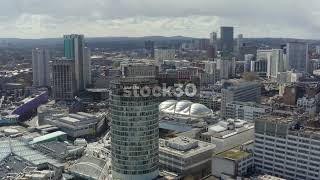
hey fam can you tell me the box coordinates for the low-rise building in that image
[44,112,99,138]
[212,148,253,178]
[159,136,216,179]
[197,119,254,153]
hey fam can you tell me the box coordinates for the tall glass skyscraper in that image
[286,42,308,72]
[110,63,159,180]
[63,34,91,91]
[220,26,234,57]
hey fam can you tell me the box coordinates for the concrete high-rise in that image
[254,114,320,180]
[236,34,244,55]
[209,32,218,59]
[84,47,92,87]
[52,58,77,101]
[221,80,261,118]
[286,42,308,72]
[269,49,288,80]
[63,34,91,90]
[220,26,234,57]
[110,63,159,180]
[217,58,236,80]
[32,48,50,87]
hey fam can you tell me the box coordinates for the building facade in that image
[254,114,320,180]
[154,48,175,65]
[213,148,253,178]
[159,137,215,179]
[63,34,91,90]
[225,101,272,122]
[110,64,159,180]
[52,59,76,101]
[286,42,308,72]
[269,49,288,80]
[220,26,234,57]
[251,59,268,77]
[32,48,50,87]
[221,80,261,119]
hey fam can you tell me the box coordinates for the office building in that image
[84,47,92,87]
[244,54,255,72]
[52,58,77,101]
[204,61,220,84]
[221,80,261,118]
[209,32,218,58]
[155,48,175,65]
[220,26,234,56]
[286,42,308,72]
[207,45,216,59]
[64,34,91,90]
[110,63,159,180]
[225,101,272,122]
[217,58,236,80]
[254,114,320,180]
[145,40,155,58]
[236,34,244,55]
[121,62,158,78]
[269,49,288,80]
[159,137,215,179]
[250,59,268,77]
[32,48,50,87]
[257,49,273,77]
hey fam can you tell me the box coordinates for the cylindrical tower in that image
[110,77,159,180]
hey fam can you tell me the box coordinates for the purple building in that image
[12,91,49,121]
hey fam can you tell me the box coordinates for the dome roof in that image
[159,100,177,114]
[159,100,213,118]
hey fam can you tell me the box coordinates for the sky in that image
[0,0,319,39]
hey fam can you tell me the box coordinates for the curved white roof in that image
[159,100,213,118]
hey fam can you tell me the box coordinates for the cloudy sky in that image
[0,0,319,39]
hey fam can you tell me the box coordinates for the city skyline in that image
[0,0,319,39]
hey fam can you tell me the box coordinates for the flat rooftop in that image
[160,137,215,158]
[204,120,254,139]
[216,148,250,161]
[257,113,293,124]
[60,116,80,123]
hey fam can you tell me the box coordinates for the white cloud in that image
[0,0,319,38]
